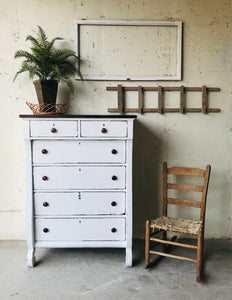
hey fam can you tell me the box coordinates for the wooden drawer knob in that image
[111,175,118,181]
[42,176,48,181]
[51,127,57,133]
[111,228,117,233]
[43,228,49,233]
[111,201,117,206]
[101,128,107,133]
[111,149,117,154]
[41,149,48,154]
[43,202,49,207]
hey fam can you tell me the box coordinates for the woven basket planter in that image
[26,101,69,115]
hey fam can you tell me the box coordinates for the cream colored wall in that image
[0,0,231,239]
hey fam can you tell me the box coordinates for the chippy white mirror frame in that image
[75,19,183,81]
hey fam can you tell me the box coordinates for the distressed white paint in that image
[34,192,126,215]
[35,218,126,241]
[32,140,126,163]
[30,120,78,137]
[22,117,135,267]
[80,120,128,137]
[33,166,126,190]
[0,0,232,240]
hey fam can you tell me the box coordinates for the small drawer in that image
[80,121,127,138]
[33,140,126,164]
[33,166,126,190]
[34,192,126,215]
[30,121,78,137]
[35,218,125,241]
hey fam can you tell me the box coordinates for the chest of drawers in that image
[20,115,136,267]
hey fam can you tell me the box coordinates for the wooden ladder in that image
[107,85,221,114]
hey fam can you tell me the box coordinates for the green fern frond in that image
[14,50,34,60]
[13,62,42,81]
[47,37,63,51]
[52,49,76,61]
[14,26,82,91]
[37,26,48,47]
[25,35,40,48]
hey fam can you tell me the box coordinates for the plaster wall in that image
[0,0,231,239]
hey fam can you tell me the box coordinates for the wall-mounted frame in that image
[75,20,183,81]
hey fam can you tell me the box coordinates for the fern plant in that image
[14,26,82,93]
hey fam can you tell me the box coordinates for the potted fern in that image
[14,26,82,105]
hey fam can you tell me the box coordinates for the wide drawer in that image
[34,192,126,215]
[35,218,125,241]
[80,121,127,137]
[30,121,78,137]
[33,166,126,190]
[32,140,126,164]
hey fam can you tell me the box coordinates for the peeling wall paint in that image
[0,0,231,239]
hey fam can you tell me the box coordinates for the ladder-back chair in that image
[144,162,211,282]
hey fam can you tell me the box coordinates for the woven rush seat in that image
[150,216,202,235]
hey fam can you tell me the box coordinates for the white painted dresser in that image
[20,115,136,267]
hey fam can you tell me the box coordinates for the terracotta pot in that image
[33,80,58,104]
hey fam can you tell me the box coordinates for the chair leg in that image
[144,220,150,269]
[196,230,203,282]
[161,230,167,253]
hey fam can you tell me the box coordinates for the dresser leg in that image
[27,248,35,267]
[125,248,133,267]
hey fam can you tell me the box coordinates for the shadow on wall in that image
[57,86,72,105]
[132,119,166,238]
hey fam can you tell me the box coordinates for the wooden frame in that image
[107,85,221,114]
[145,162,211,282]
[75,20,183,81]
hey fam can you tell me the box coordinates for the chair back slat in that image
[167,183,203,192]
[163,162,211,223]
[167,198,202,208]
[168,167,205,177]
